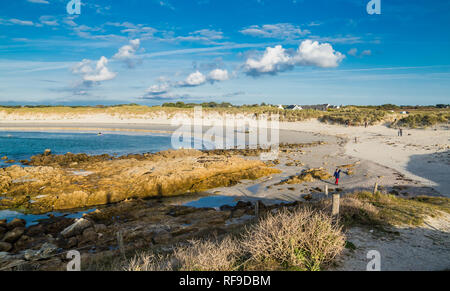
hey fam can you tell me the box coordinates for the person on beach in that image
[334,169,342,185]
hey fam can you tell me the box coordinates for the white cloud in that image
[348,48,358,56]
[27,0,49,4]
[348,48,372,57]
[72,56,117,83]
[183,71,207,86]
[145,82,170,95]
[113,39,142,68]
[244,40,344,76]
[240,23,310,40]
[208,69,229,82]
[1,18,35,26]
[39,16,59,26]
[293,39,345,68]
[244,45,293,76]
[143,68,230,99]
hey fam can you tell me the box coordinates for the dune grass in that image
[396,112,450,128]
[1,104,448,127]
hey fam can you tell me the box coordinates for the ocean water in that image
[0,130,174,167]
[0,209,97,227]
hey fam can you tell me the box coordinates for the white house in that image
[286,105,303,110]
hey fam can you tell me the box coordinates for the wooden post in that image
[332,194,340,217]
[325,185,329,197]
[255,201,260,218]
[373,183,379,194]
[116,231,125,257]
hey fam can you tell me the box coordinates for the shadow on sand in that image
[406,150,450,196]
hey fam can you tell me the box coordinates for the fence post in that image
[116,231,125,258]
[373,183,379,194]
[332,194,340,217]
[255,201,260,218]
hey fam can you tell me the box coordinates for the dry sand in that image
[281,120,449,196]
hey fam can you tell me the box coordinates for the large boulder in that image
[79,228,98,245]
[3,227,25,243]
[7,218,25,230]
[0,242,12,252]
[60,218,93,238]
[24,243,58,261]
[0,226,6,236]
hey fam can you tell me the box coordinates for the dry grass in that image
[126,253,174,271]
[172,237,241,271]
[123,207,345,271]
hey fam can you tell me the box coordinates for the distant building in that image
[285,104,338,111]
[277,104,284,110]
[285,105,303,110]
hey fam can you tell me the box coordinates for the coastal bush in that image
[241,207,345,271]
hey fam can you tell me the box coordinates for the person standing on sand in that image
[334,169,342,185]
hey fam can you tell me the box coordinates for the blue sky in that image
[0,0,449,106]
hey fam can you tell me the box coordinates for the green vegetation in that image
[396,112,450,128]
[333,192,450,228]
[320,107,388,126]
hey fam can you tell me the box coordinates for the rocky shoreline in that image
[0,148,281,213]
[0,143,331,271]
